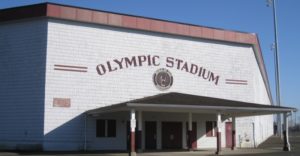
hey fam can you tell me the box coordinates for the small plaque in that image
[53,98,71,107]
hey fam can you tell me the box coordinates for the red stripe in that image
[225,79,247,82]
[54,68,87,72]
[225,82,248,85]
[131,132,135,152]
[54,64,88,69]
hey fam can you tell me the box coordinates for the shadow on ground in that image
[1,132,300,156]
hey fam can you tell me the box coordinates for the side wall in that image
[0,19,47,150]
[44,19,272,150]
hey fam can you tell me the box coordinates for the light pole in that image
[267,0,282,137]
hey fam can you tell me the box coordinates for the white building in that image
[0,3,295,155]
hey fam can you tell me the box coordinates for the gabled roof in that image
[87,92,295,117]
[0,3,273,104]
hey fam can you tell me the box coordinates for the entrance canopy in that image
[87,92,296,117]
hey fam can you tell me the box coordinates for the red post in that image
[137,111,142,152]
[131,131,135,153]
[130,110,137,156]
[187,130,192,150]
[188,112,193,151]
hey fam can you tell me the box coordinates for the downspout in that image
[84,112,87,151]
[252,122,256,148]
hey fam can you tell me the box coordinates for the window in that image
[96,120,105,137]
[107,120,116,137]
[206,121,217,137]
[96,119,116,138]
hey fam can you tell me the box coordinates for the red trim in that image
[131,131,135,153]
[0,3,273,104]
[225,79,247,82]
[0,3,257,45]
[54,64,88,69]
[225,82,248,85]
[54,68,87,72]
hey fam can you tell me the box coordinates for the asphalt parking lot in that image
[1,132,299,156]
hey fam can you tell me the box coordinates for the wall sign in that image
[96,54,220,85]
[54,56,249,87]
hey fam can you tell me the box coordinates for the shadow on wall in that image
[0,19,48,151]
[43,111,128,151]
[43,113,86,151]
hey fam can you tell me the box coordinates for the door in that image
[162,122,182,149]
[225,122,232,148]
[145,121,157,150]
[186,122,197,149]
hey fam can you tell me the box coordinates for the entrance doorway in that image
[225,122,233,148]
[145,121,157,150]
[186,122,197,149]
[162,122,182,149]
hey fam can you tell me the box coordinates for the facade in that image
[0,3,295,154]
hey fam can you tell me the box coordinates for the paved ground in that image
[1,132,299,156]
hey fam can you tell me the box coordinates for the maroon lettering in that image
[95,54,221,86]
[175,59,183,69]
[147,55,152,66]
[125,57,137,67]
[181,62,189,72]
[166,57,174,68]
[96,64,106,75]
[107,61,117,72]
[153,55,160,66]
[138,55,147,66]
[190,64,198,74]
[198,67,203,77]
[209,72,220,85]
[113,58,124,69]
[202,69,211,80]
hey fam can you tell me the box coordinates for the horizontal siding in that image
[0,19,47,149]
[43,19,272,151]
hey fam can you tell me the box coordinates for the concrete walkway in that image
[1,132,299,156]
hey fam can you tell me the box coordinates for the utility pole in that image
[267,0,282,137]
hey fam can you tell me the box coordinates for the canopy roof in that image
[87,92,296,117]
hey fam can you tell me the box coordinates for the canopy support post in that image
[231,116,236,150]
[215,113,222,155]
[283,112,291,151]
[130,109,137,156]
[188,112,193,151]
[137,111,143,152]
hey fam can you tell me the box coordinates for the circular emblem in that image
[153,68,173,91]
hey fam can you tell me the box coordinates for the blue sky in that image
[1,0,299,120]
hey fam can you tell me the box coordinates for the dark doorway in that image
[225,122,233,148]
[186,122,197,149]
[145,121,157,150]
[162,122,182,149]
